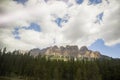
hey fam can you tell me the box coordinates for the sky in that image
[0,0,120,58]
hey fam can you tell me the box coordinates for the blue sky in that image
[14,0,103,5]
[54,14,69,27]
[94,12,104,24]
[88,0,102,5]
[75,0,84,4]
[89,39,120,58]
[0,0,120,58]
[12,23,41,40]
[13,0,28,5]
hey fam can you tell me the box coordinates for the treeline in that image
[0,48,120,80]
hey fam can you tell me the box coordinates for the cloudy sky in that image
[0,0,120,58]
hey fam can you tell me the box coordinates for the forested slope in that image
[0,48,120,80]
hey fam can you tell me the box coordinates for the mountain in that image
[29,45,109,59]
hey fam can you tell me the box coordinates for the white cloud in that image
[0,0,120,51]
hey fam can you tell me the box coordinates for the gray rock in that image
[29,45,108,59]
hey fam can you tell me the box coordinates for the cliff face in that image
[44,45,79,57]
[30,45,103,58]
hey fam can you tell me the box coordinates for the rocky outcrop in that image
[29,45,105,59]
[81,50,101,58]
[30,48,41,56]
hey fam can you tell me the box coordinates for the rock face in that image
[30,48,41,56]
[29,45,104,59]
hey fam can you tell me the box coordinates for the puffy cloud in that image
[0,0,120,51]
[98,0,120,46]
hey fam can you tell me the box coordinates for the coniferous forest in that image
[0,48,120,80]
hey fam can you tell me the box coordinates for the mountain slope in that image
[29,45,109,59]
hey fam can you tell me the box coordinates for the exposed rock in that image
[79,46,88,53]
[65,45,79,57]
[30,48,41,56]
[82,50,101,58]
[29,45,107,59]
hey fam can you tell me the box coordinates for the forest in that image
[0,48,120,80]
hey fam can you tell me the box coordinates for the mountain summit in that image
[30,45,108,59]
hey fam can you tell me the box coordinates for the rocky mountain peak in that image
[79,46,88,52]
[66,45,79,50]
[52,45,58,49]
[30,48,41,56]
[29,45,107,59]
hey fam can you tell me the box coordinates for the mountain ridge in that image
[29,45,109,59]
